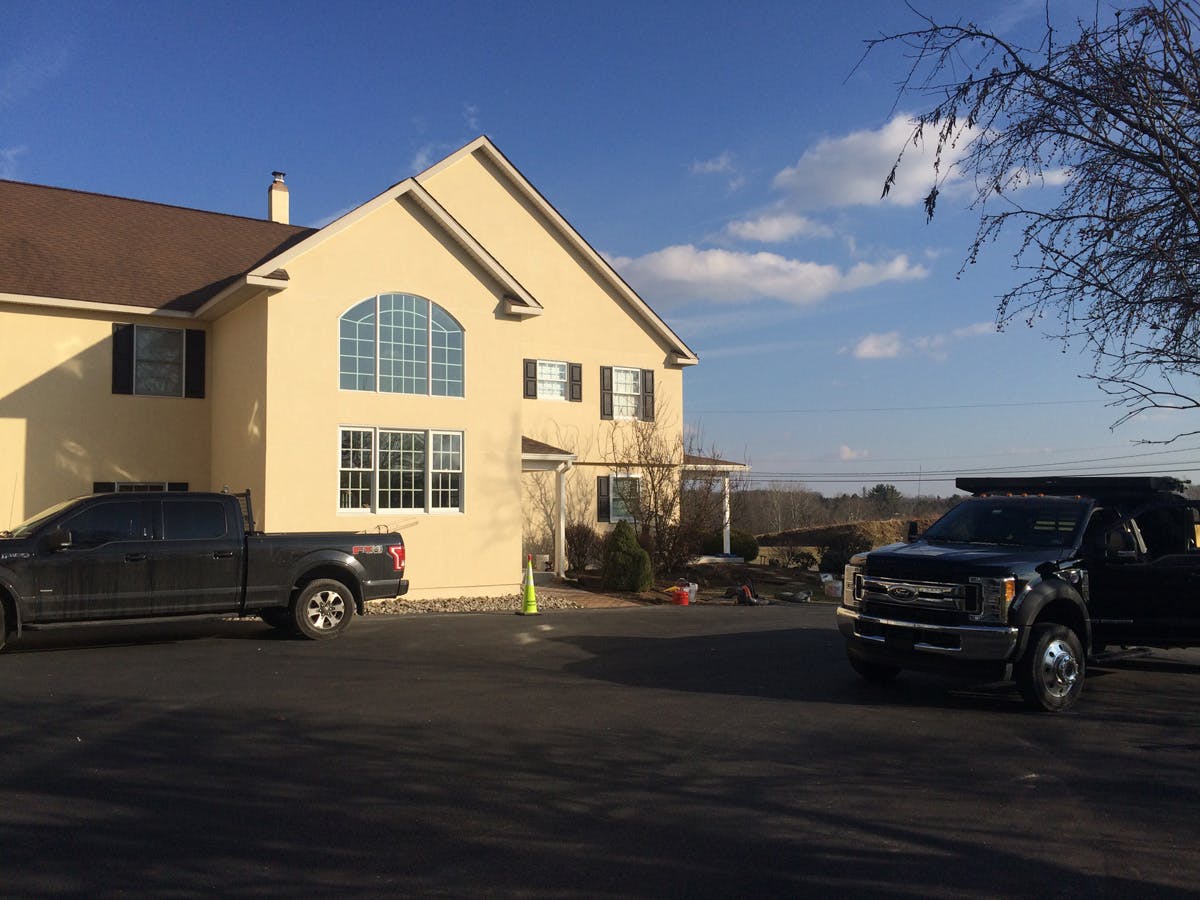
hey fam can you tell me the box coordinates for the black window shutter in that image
[167,482,189,492]
[640,370,655,421]
[523,359,537,398]
[184,329,206,399]
[600,366,613,420]
[597,476,610,522]
[112,324,134,394]
[93,482,117,494]
[569,363,583,402]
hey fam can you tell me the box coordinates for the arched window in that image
[339,293,464,397]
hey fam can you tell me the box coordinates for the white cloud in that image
[851,321,996,360]
[853,332,903,359]
[772,114,971,210]
[609,245,927,307]
[0,145,27,179]
[840,445,869,461]
[724,213,832,243]
[691,152,736,175]
[462,103,480,131]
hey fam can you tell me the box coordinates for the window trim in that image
[338,294,465,398]
[338,425,465,515]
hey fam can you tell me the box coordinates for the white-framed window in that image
[612,367,642,420]
[339,427,463,513]
[598,473,641,522]
[537,360,568,400]
[338,293,464,397]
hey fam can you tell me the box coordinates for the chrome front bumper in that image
[837,606,1020,661]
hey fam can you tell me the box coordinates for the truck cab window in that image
[162,501,228,540]
[61,502,146,548]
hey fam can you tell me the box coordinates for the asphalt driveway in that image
[2,605,1198,897]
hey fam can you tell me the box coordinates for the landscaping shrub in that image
[565,523,600,574]
[700,529,759,563]
[600,520,654,591]
[818,532,873,574]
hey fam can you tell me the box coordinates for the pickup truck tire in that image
[847,651,901,683]
[292,579,354,640]
[0,600,6,652]
[1016,623,1084,712]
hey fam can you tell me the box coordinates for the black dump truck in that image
[0,490,408,649]
[837,476,1200,711]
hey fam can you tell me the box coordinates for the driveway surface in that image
[3,605,1198,897]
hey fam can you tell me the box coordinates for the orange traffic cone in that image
[517,553,539,616]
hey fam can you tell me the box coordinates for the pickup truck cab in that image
[0,490,408,648]
[837,476,1200,711]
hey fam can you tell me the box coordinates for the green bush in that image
[818,533,872,574]
[600,521,654,591]
[700,529,759,563]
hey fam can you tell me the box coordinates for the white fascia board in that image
[193,274,289,321]
[0,292,193,319]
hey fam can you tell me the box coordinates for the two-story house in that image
[0,137,701,599]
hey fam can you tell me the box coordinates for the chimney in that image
[268,171,289,224]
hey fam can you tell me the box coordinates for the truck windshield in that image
[2,496,87,539]
[924,497,1089,549]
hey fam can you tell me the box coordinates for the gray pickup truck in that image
[0,490,408,648]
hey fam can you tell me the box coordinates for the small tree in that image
[600,520,654,591]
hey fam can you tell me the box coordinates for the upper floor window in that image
[112,324,205,398]
[339,293,464,397]
[523,359,582,402]
[600,366,655,421]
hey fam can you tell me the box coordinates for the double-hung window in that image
[597,474,640,522]
[599,366,655,421]
[339,427,463,513]
[522,359,582,402]
[339,294,464,397]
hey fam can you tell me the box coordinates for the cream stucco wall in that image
[210,293,269,509]
[0,303,211,524]
[254,195,527,599]
[420,149,687,532]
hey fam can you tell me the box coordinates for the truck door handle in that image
[125,553,147,563]
[212,550,235,559]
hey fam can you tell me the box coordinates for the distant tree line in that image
[731,482,961,537]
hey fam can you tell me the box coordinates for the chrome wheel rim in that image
[1038,638,1080,699]
[305,589,346,631]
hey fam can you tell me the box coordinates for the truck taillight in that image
[388,545,406,572]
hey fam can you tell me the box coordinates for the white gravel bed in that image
[365,593,586,615]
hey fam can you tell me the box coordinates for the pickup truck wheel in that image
[847,651,901,683]
[292,579,353,641]
[0,601,6,652]
[1016,623,1084,712]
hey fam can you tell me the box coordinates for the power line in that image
[688,399,1103,415]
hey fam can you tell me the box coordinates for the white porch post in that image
[555,462,570,576]
[722,474,732,555]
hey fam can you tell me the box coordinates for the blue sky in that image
[6,0,1199,495]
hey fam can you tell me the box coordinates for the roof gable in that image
[417,137,698,366]
[0,179,312,314]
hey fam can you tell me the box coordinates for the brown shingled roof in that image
[0,179,315,313]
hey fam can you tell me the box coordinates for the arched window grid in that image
[339,293,464,397]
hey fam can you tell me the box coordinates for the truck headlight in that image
[970,576,1015,623]
[843,563,863,609]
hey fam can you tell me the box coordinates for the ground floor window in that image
[339,427,463,513]
[597,473,640,522]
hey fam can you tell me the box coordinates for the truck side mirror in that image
[42,527,71,552]
[906,521,919,542]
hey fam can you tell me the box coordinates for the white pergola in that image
[521,437,576,577]
[682,453,751,555]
